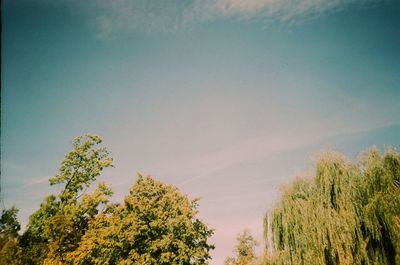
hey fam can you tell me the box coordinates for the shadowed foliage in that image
[0,207,21,265]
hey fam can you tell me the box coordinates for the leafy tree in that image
[225,230,259,265]
[0,207,22,265]
[0,207,20,243]
[68,175,215,265]
[43,182,114,264]
[263,148,400,265]
[48,134,113,203]
[20,134,114,264]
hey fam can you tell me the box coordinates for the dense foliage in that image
[69,175,214,264]
[0,134,214,264]
[0,207,20,265]
[264,148,400,265]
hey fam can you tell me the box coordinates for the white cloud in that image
[209,0,383,21]
[65,0,383,37]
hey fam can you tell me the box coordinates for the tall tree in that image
[68,175,215,265]
[21,134,114,264]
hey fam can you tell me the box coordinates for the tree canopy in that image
[69,175,214,264]
[18,134,114,264]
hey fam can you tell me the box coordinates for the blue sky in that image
[2,0,400,263]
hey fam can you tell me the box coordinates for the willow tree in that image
[357,148,400,264]
[264,148,400,265]
[68,175,215,265]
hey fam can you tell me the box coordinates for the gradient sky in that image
[2,0,400,263]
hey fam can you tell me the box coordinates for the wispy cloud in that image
[209,0,382,21]
[86,0,202,37]
[65,0,383,37]
[174,93,400,187]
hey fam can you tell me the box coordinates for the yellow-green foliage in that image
[1,134,214,265]
[18,134,114,265]
[264,148,400,265]
[68,175,214,265]
[225,230,259,265]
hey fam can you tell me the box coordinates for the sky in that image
[1,0,400,263]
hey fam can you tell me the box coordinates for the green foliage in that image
[357,148,400,264]
[0,207,20,241]
[225,230,259,265]
[20,134,114,264]
[264,148,400,265]
[0,207,22,265]
[49,134,113,203]
[6,134,214,264]
[68,175,214,265]
[43,182,114,264]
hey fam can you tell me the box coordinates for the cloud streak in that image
[209,0,382,21]
[175,93,400,187]
[66,0,383,37]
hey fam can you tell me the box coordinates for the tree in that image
[19,195,59,264]
[0,207,20,244]
[49,134,113,203]
[225,230,259,265]
[68,175,215,265]
[357,148,400,264]
[20,134,114,264]
[264,148,400,265]
[0,207,21,265]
